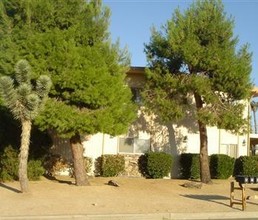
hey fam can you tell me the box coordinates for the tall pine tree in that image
[143,0,252,183]
[0,0,136,185]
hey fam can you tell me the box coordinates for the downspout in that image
[237,133,239,158]
[218,129,221,154]
[102,133,105,156]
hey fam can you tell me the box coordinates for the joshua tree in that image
[0,60,51,192]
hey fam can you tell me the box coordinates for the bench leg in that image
[242,185,246,211]
[230,181,234,207]
[230,181,246,211]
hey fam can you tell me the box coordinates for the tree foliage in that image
[0,0,136,185]
[144,0,252,129]
[143,0,252,183]
[0,0,136,138]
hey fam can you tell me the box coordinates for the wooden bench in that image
[230,176,258,211]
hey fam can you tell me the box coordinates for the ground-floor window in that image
[118,137,150,154]
[219,144,237,158]
[251,144,258,155]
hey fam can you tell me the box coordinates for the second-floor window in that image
[131,87,142,104]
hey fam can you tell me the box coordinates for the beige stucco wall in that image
[48,69,250,177]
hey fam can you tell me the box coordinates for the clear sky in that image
[102,0,258,86]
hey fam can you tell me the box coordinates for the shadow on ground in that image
[43,174,74,185]
[0,182,21,193]
[180,194,230,208]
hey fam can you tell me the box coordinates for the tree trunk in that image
[253,110,257,134]
[19,120,32,193]
[70,133,90,186]
[194,93,212,184]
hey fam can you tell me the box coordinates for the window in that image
[131,87,142,104]
[220,144,237,158]
[118,137,150,154]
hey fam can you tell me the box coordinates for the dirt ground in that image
[1,176,258,218]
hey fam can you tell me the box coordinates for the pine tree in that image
[143,0,252,183]
[0,0,136,185]
[0,60,51,192]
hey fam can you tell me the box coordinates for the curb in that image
[1,212,258,220]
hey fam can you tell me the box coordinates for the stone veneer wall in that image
[121,154,143,177]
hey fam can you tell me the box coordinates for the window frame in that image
[118,136,150,154]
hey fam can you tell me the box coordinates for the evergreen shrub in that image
[180,153,200,179]
[210,154,234,179]
[142,152,173,179]
[234,156,258,176]
[138,154,148,177]
[100,154,125,177]
[27,160,45,180]
[0,145,19,181]
[0,145,45,181]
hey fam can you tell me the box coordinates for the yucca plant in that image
[0,60,51,192]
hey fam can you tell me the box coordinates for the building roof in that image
[127,67,258,99]
[127,66,145,75]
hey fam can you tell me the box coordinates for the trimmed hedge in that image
[210,154,234,179]
[178,153,258,179]
[234,156,258,176]
[99,154,125,177]
[139,152,173,179]
[180,153,200,179]
[138,154,148,177]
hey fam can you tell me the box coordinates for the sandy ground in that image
[1,176,258,218]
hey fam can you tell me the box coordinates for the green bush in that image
[144,152,173,179]
[138,154,148,177]
[234,156,258,176]
[210,154,235,179]
[180,153,200,179]
[0,145,19,181]
[28,160,45,180]
[100,154,125,177]
[0,145,45,181]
